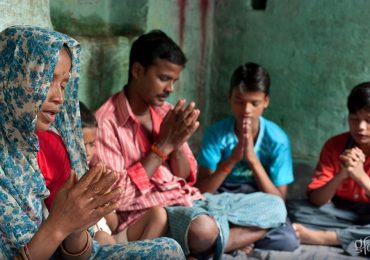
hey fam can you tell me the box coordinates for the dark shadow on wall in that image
[288,162,315,200]
[252,0,267,10]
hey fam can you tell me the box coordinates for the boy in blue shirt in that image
[197,62,294,199]
[197,62,298,251]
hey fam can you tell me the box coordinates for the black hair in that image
[62,44,72,59]
[347,82,370,114]
[229,62,270,96]
[79,101,97,128]
[128,30,187,81]
[60,45,73,73]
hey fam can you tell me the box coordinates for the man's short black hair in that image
[128,30,187,81]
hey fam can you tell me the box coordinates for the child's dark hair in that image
[128,30,187,81]
[347,82,370,114]
[229,62,270,96]
[79,101,97,128]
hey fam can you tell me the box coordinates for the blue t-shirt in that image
[197,116,294,186]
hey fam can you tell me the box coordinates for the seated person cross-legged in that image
[288,82,370,257]
[95,31,289,259]
[196,62,299,252]
[0,26,184,259]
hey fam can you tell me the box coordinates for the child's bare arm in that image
[308,150,353,206]
[104,211,119,232]
[342,147,370,197]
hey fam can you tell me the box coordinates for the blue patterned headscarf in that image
[0,26,87,257]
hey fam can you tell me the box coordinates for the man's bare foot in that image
[240,243,254,256]
[292,223,340,246]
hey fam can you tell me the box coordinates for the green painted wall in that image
[3,0,370,175]
[0,0,52,31]
[49,0,214,149]
[1,0,214,149]
[75,36,131,108]
[147,0,214,149]
[50,0,138,109]
[51,0,148,37]
[211,0,370,170]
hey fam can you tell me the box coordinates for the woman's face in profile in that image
[36,48,72,131]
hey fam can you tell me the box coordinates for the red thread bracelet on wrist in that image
[220,165,232,174]
[20,244,32,260]
[151,143,168,161]
[24,245,32,260]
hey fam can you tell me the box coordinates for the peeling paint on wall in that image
[178,0,187,47]
[0,0,52,32]
[199,0,209,64]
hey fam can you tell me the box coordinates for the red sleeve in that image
[36,130,71,210]
[127,162,153,192]
[307,134,347,193]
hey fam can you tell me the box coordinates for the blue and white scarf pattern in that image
[0,26,184,259]
[0,25,86,257]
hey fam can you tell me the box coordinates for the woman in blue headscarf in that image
[0,26,184,259]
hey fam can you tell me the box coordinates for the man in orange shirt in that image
[289,82,370,257]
